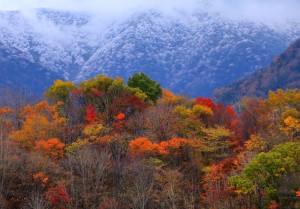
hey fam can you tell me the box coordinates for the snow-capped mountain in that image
[0,8,300,96]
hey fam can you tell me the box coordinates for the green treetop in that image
[127,73,162,103]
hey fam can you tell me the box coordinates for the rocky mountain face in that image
[214,39,300,104]
[0,8,299,96]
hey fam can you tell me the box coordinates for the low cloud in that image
[208,0,300,23]
[0,0,299,24]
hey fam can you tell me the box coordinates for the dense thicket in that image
[0,74,299,209]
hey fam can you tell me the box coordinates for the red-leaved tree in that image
[85,104,98,124]
[45,184,72,209]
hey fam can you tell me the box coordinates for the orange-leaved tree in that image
[203,158,238,208]
[0,107,14,121]
[129,137,188,158]
[35,138,65,158]
[10,101,66,149]
[33,172,49,187]
[129,138,158,158]
[157,89,181,105]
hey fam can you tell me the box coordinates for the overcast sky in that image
[0,0,299,23]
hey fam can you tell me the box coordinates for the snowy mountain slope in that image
[79,12,300,96]
[0,9,98,80]
[0,9,299,96]
[0,42,64,93]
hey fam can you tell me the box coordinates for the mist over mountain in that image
[0,1,300,96]
[1,0,300,23]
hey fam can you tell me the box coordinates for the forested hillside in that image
[215,39,300,104]
[0,73,299,208]
[1,9,299,96]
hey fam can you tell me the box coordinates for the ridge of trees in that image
[0,73,299,208]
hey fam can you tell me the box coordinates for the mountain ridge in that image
[0,8,300,95]
[214,38,300,104]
